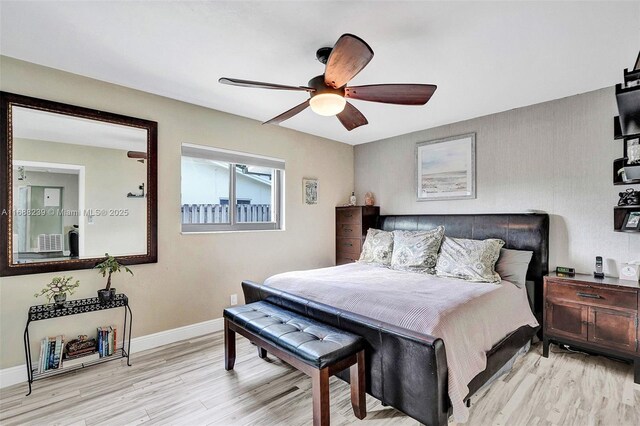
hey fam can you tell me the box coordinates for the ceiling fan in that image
[219,33,437,131]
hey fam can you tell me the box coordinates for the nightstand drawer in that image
[547,282,637,311]
[336,238,361,257]
[336,207,362,225]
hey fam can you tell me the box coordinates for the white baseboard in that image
[0,365,26,391]
[129,317,224,353]
[0,317,224,390]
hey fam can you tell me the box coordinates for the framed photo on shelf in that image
[623,211,640,230]
[303,178,318,205]
[416,133,476,201]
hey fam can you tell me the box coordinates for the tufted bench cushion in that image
[224,301,364,369]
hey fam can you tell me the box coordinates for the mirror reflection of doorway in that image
[12,161,84,262]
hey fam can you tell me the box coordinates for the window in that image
[181,144,285,232]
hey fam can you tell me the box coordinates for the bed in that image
[242,213,549,425]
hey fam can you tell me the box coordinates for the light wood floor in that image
[1,331,639,425]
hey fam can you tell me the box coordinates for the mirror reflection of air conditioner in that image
[38,234,62,252]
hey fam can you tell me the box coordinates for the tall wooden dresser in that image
[335,206,380,265]
[543,273,639,383]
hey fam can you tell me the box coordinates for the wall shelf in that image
[616,84,640,137]
[614,116,640,140]
[614,205,640,232]
[613,158,640,185]
[612,61,640,230]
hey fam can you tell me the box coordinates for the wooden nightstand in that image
[543,273,639,384]
[335,206,379,265]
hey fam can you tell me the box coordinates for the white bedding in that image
[264,262,539,422]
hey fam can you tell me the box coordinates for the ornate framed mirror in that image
[0,92,157,276]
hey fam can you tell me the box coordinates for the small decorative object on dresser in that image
[335,206,379,265]
[364,192,375,206]
[543,273,639,384]
[95,253,133,304]
[34,276,80,308]
[349,191,357,206]
[303,178,318,205]
[620,262,640,282]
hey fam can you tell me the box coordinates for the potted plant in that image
[95,253,133,304]
[34,276,80,308]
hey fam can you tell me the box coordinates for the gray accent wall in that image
[355,87,638,275]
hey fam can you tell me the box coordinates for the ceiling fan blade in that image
[345,84,437,105]
[263,100,310,125]
[219,78,314,92]
[336,102,368,131]
[127,151,147,159]
[324,34,374,89]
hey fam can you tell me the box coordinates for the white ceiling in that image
[1,1,638,145]
[13,107,147,152]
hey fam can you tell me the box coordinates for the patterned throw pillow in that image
[358,229,393,266]
[390,226,445,273]
[435,237,505,283]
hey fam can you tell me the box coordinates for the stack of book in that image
[97,325,118,357]
[37,335,64,373]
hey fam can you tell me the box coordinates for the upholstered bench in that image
[223,301,366,426]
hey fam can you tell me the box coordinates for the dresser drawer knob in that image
[344,228,353,232]
[576,292,602,299]
[344,213,353,217]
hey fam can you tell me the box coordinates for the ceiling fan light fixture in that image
[309,93,346,116]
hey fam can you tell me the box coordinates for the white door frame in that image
[13,160,86,257]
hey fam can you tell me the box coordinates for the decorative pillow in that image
[358,229,393,266]
[495,248,533,288]
[390,226,445,273]
[435,237,505,283]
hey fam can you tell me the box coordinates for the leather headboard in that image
[378,213,549,319]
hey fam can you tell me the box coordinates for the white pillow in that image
[495,248,533,288]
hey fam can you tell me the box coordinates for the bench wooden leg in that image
[257,346,267,359]
[311,367,330,426]
[224,319,236,371]
[350,350,366,419]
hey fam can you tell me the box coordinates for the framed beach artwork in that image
[303,178,318,205]
[416,133,476,201]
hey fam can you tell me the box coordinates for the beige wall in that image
[0,56,354,368]
[355,87,639,276]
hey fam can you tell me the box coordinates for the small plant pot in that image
[53,293,67,309]
[97,289,115,305]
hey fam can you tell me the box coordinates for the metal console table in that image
[23,293,132,395]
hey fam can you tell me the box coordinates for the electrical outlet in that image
[230,294,238,306]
